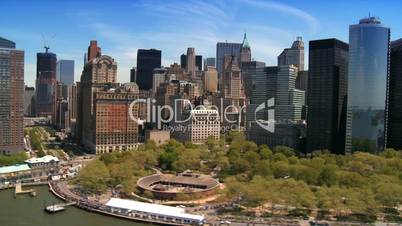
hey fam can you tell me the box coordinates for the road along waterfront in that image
[49,181,204,225]
[0,185,152,226]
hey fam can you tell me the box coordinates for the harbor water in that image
[0,185,153,226]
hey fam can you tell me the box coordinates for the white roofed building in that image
[105,198,204,225]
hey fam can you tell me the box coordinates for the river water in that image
[0,186,152,226]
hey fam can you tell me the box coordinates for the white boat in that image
[45,205,65,213]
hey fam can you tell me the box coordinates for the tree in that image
[172,149,201,172]
[109,161,135,187]
[76,160,110,194]
[258,145,272,160]
[374,183,402,207]
[0,152,28,166]
[273,146,295,157]
[318,164,338,186]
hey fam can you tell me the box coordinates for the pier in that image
[14,183,36,197]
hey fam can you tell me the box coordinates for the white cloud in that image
[237,0,319,33]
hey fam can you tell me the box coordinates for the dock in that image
[44,202,76,213]
[14,183,36,197]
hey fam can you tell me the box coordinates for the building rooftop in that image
[0,37,16,48]
[25,155,59,164]
[0,164,30,174]
[105,198,204,221]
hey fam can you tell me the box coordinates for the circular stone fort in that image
[137,171,220,200]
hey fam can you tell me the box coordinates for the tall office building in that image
[35,47,57,117]
[24,86,35,116]
[87,40,101,62]
[68,84,77,135]
[180,54,187,69]
[241,61,266,125]
[52,82,68,129]
[222,55,245,101]
[204,57,215,69]
[78,48,139,154]
[240,33,251,63]
[0,37,24,155]
[278,37,305,71]
[216,41,242,74]
[306,39,349,154]
[387,39,402,150]
[56,60,74,87]
[275,65,305,122]
[195,55,202,71]
[152,68,167,93]
[203,66,218,93]
[136,49,161,90]
[345,17,390,153]
[296,71,308,91]
[186,48,196,77]
[241,61,266,102]
[130,67,136,83]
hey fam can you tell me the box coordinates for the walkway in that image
[48,181,197,226]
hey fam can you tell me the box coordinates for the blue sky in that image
[1,0,402,86]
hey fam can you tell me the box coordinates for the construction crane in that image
[41,33,56,53]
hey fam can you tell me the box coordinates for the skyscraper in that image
[130,67,136,83]
[204,57,215,69]
[241,61,266,103]
[216,41,242,74]
[203,66,218,93]
[306,39,349,154]
[152,68,167,93]
[35,47,57,117]
[56,60,74,87]
[275,65,305,122]
[345,17,390,153]
[195,55,202,71]
[24,86,35,116]
[78,48,139,154]
[87,40,101,62]
[186,47,196,77]
[241,61,266,125]
[387,39,402,150]
[278,37,305,71]
[222,55,245,101]
[180,54,187,69]
[136,49,161,90]
[0,37,24,155]
[240,33,251,63]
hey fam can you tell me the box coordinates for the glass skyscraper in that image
[345,17,390,153]
[136,49,161,90]
[56,59,74,87]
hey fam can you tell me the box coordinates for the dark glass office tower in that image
[306,39,349,154]
[387,39,402,150]
[345,17,390,153]
[130,67,136,83]
[35,48,57,117]
[136,49,161,90]
[242,61,266,125]
[196,55,202,71]
[180,54,186,69]
[0,37,24,154]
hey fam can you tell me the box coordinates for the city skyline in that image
[2,0,402,87]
